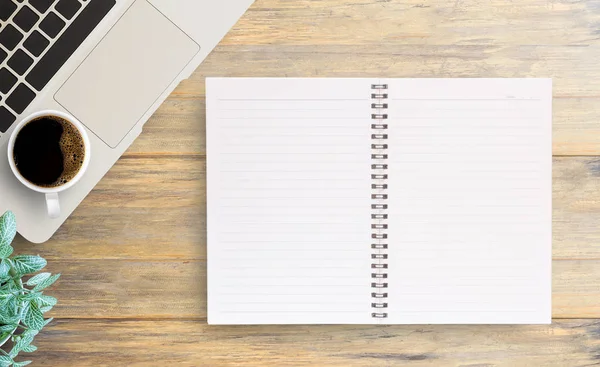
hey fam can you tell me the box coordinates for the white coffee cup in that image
[7,110,91,219]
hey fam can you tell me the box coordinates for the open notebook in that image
[206,78,552,325]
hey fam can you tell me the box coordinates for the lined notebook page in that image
[207,78,375,324]
[385,79,552,324]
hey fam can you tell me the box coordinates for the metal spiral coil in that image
[370,83,389,318]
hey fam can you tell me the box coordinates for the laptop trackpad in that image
[55,1,200,148]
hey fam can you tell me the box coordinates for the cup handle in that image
[45,193,60,219]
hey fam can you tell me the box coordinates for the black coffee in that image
[13,116,85,188]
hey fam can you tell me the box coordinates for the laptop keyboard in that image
[0,0,116,133]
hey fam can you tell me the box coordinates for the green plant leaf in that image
[16,333,34,349]
[22,302,44,331]
[18,303,29,323]
[0,244,13,260]
[0,355,12,367]
[5,296,19,319]
[0,260,9,279]
[0,291,15,301]
[0,213,56,365]
[0,313,19,326]
[36,295,57,308]
[0,325,16,333]
[42,317,53,327]
[0,212,16,259]
[25,273,50,286]
[11,256,46,276]
[0,213,15,259]
[1,277,18,292]
[18,293,39,302]
[0,297,19,323]
[22,329,38,338]
[11,330,35,357]
[21,345,36,353]
[32,273,60,292]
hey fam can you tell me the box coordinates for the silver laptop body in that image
[0,0,254,242]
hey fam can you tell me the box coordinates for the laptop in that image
[0,0,254,243]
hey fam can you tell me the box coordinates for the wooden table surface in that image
[10,0,600,365]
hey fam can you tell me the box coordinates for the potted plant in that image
[0,211,60,367]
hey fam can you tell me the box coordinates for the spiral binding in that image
[370,84,389,319]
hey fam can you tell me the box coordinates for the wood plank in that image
[123,0,600,157]
[130,93,600,156]
[554,157,600,259]
[127,98,206,155]
[10,156,600,260]
[190,45,600,97]
[23,259,600,319]
[25,319,600,366]
[11,1,600,364]
[44,261,205,319]
[229,0,600,47]
[12,156,206,261]
[119,0,600,156]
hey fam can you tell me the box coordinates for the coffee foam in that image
[30,115,85,188]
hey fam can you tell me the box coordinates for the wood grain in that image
[128,93,600,156]
[26,319,600,367]
[190,45,600,96]
[12,0,600,365]
[12,157,205,260]
[10,156,600,261]
[228,0,600,47]
[23,258,600,319]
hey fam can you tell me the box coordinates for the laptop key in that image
[23,30,49,56]
[0,106,16,133]
[0,68,18,94]
[29,0,55,13]
[55,0,81,20]
[13,6,39,32]
[39,11,65,38]
[0,24,23,50]
[27,0,116,91]
[8,49,33,75]
[0,48,6,63]
[6,83,35,114]
[0,0,17,21]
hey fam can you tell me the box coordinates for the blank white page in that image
[207,78,375,324]
[385,79,552,324]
